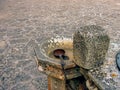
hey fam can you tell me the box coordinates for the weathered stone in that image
[0,54,4,60]
[73,25,110,69]
[10,38,28,44]
[31,77,48,90]
[11,83,30,90]
[10,54,29,60]
[0,40,8,53]
[14,72,31,83]
[16,60,29,68]
[0,0,120,90]
[7,29,21,37]
[24,64,36,72]
[0,86,3,90]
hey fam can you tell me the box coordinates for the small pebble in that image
[110,73,118,78]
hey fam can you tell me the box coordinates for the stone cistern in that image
[33,35,86,90]
[33,25,113,90]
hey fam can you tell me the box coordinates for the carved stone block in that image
[73,25,110,69]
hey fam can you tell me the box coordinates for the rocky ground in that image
[0,0,120,90]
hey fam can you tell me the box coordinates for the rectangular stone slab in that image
[73,25,110,69]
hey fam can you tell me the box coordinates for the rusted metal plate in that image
[48,76,86,90]
[38,62,81,80]
[48,76,66,90]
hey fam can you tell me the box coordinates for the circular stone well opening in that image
[40,35,74,61]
